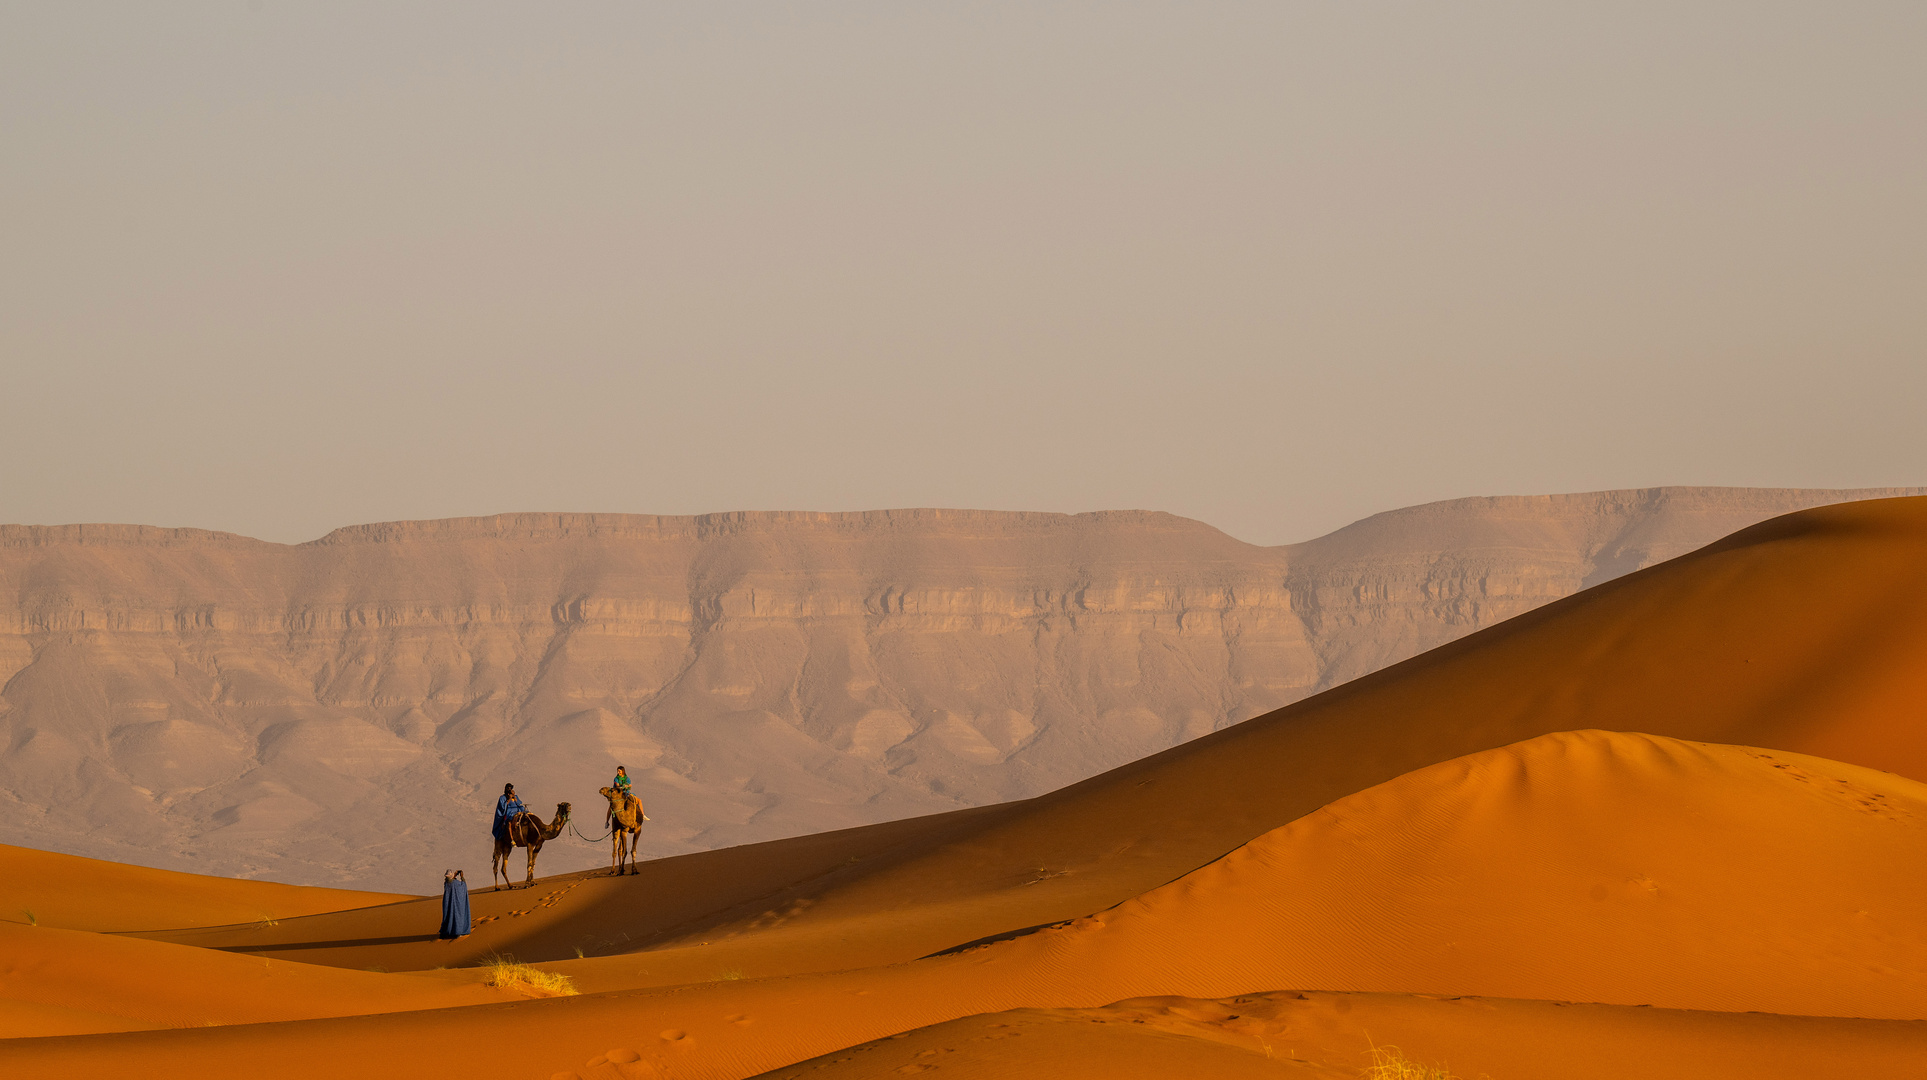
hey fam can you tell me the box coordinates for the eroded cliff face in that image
[1,488,1918,889]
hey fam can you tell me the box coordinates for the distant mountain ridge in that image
[0,486,1919,889]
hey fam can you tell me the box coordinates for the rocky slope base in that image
[0,486,1916,888]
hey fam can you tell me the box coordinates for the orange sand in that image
[0,920,506,1035]
[8,730,1926,1077]
[752,992,1927,1080]
[6,496,1927,1077]
[0,843,402,932]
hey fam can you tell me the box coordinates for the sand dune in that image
[6,496,1927,1077]
[0,920,507,1035]
[3,486,1915,889]
[0,843,400,933]
[9,728,1925,1077]
[751,992,1927,1080]
[949,731,1927,1020]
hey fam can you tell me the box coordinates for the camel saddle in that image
[507,810,542,843]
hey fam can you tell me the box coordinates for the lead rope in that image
[566,821,612,848]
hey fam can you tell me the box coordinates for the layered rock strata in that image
[0,487,1917,888]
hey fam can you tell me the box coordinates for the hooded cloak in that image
[440,875,471,938]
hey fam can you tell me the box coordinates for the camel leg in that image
[525,842,538,886]
[610,829,622,875]
[491,840,508,889]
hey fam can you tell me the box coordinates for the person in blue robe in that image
[493,783,526,843]
[439,869,471,938]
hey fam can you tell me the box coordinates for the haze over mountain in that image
[2,485,1918,889]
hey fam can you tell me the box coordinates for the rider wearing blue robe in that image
[493,783,526,843]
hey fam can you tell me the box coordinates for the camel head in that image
[534,801,571,841]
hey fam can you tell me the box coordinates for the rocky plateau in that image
[2,486,1918,889]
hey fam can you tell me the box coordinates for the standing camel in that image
[597,786,647,876]
[491,802,571,889]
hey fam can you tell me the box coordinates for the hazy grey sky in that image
[3,3,1922,546]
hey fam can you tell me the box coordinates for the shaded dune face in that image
[1,486,1917,889]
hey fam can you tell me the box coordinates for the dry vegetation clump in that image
[1365,1044,1458,1080]
[480,954,579,998]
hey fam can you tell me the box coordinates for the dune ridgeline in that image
[2,492,1926,1077]
[1,485,1919,889]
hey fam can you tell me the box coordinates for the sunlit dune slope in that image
[0,843,403,932]
[750,992,1927,1080]
[968,730,1927,1019]
[142,497,1927,988]
[15,730,1926,1079]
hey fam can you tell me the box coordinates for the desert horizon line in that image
[6,482,1925,552]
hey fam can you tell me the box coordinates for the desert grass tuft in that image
[480,954,579,998]
[1365,1043,1457,1080]
[22,909,37,926]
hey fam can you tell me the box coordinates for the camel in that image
[491,802,571,889]
[598,786,647,876]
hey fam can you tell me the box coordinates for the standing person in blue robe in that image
[439,869,471,938]
[493,783,526,844]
